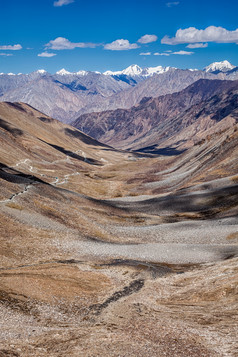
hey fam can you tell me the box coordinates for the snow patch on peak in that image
[142,65,170,76]
[104,65,143,77]
[36,69,47,74]
[56,68,92,76]
[104,64,170,77]
[56,68,72,75]
[103,70,117,76]
[205,60,235,73]
[122,64,143,76]
[75,70,88,76]
[143,65,164,75]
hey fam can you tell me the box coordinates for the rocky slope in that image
[133,83,238,152]
[73,79,238,149]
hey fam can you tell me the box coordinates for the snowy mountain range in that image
[1,60,237,77]
[103,64,171,77]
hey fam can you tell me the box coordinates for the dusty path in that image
[0,183,33,204]
[0,154,82,203]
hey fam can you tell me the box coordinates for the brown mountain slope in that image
[73,79,238,149]
[130,84,238,151]
[0,102,238,356]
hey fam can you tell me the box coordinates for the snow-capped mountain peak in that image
[36,69,47,74]
[103,65,171,77]
[56,68,72,75]
[56,69,93,76]
[142,65,164,75]
[103,65,143,77]
[205,60,235,73]
[103,70,117,76]
[142,65,170,76]
[75,70,88,76]
[122,64,143,76]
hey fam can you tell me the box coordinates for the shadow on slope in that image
[64,128,111,148]
[0,163,48,185]
[40,141,102,166]
[0,118,24,137]
[136,145,186,156]
[4,102,27,113]
[106,185,238,219]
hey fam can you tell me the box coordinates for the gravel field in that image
[59,240,238,264]
[104,217,238,243]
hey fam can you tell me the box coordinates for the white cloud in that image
[186,43,208,48]
[54,0,74,7]
[0,53,13,56]
[172,50,194,55]
[104,39,139,51]
[38,52,56,57]
[166,2,179,7]
[161,26,238,45]
[46,37,97,50]
[0,44,22,50]
[154,52,170,56]
[138,34,158,44]
[154,50,193,56]
[140,52,151,56]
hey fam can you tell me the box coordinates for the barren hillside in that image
[0,102,238,356]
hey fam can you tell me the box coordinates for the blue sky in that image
[0,0,238,73]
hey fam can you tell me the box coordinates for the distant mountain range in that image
[0,61,237,123]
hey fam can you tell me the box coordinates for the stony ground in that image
[0,257,237,357]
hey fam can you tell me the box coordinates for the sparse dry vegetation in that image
[226,232,238,240]
[5,202,23,210]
